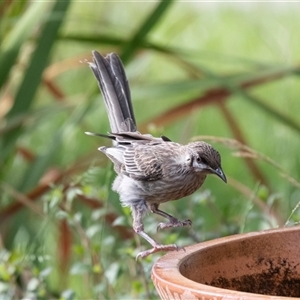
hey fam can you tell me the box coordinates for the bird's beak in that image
[213,167,227,183]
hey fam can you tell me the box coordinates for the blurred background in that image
[1,1,300,299]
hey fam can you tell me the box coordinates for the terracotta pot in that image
[152,226,300,299]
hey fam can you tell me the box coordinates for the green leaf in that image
[60,289,76,300]
[70,262,91,275]
[0,2,50,88]
[105,262,119,285]
[39,267,52,280]
[27,277,39,292]
[86,224,102,238]
[1,0,71,174]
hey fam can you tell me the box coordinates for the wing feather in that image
[123,144,164,181]
[97,132,178,181]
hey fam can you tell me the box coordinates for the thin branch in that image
[0,182,44,217]
[217,100,268,186]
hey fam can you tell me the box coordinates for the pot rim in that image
[152,226,300,299]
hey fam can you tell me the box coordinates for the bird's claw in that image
[136,244,184,259]
[157,219,192,231]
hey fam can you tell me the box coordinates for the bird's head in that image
[187,141,227,183]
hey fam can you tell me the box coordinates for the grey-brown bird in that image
[86,51,227,258]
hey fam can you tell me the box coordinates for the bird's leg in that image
[135,228,181,259]
[131,203,182,259]
[150,203,192,231]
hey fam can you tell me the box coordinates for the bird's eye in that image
[201,157,208,165]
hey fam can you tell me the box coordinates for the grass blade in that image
[121,0,175,63]
[1,0,71,168]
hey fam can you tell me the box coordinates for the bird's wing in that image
[123,143,164,181]
[85,131,172,143]
[96,132,175,181]
[112,131,172,143]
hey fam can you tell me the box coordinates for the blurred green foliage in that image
[1,1,300,299]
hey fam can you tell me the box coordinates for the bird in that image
[86,51,227,259]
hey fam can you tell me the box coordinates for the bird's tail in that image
[89,51,137,133]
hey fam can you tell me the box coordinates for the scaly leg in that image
[150,203,192,231]
[132,202,183,259]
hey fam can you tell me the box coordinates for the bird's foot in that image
[136,243,184,259]
[157,219,192,231]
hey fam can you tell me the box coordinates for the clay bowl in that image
[152,226,300,299]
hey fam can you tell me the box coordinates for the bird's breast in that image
[143,173,207,203]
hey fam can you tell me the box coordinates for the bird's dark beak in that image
[213,167,227,183]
